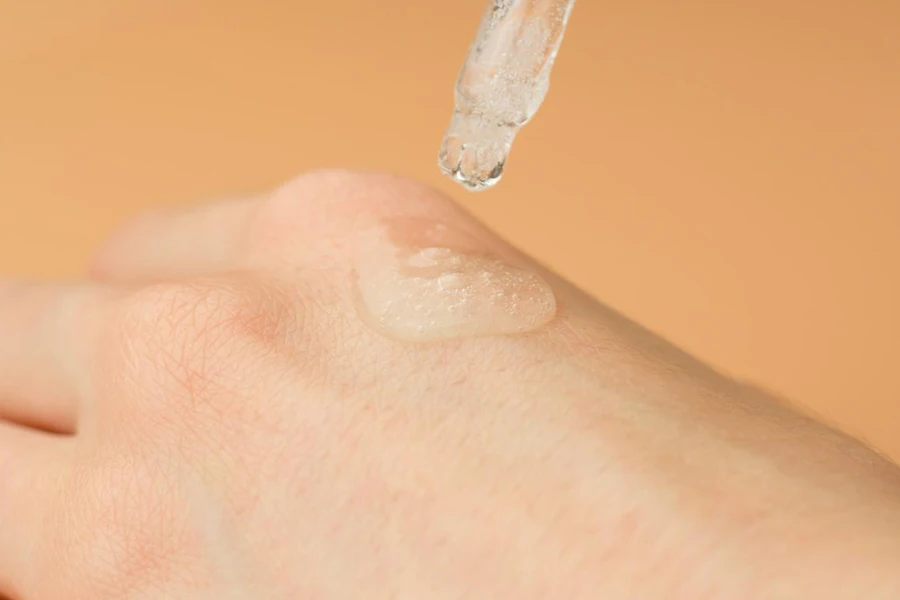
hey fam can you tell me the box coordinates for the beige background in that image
[1,1,898,457]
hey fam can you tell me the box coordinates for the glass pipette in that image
[438,0,577,191]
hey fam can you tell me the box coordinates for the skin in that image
[0,169,899,600]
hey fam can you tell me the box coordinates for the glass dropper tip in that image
[437,0,577,192]
[438,110,517,192]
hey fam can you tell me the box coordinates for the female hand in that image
[2,170,899,599]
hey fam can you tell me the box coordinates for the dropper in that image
[438,0,577,191]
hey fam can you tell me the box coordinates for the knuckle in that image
[102,278,308,412]
[119,281,259,362]
[240,170,457,258]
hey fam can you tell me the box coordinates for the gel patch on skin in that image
[354,221,557,341]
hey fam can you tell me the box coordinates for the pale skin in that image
[1,170,899,600]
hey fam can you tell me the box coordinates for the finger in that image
[90,197,259,282]
[0,421,69,598]
[0,282,107,433]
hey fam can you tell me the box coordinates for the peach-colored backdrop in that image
[1,1,898,457]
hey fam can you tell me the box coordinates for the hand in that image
[2,170,899,600]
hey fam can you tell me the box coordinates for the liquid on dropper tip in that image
[438,111,517,192]
[438,142,504,192]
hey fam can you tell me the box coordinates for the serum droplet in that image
[355,229,557,341]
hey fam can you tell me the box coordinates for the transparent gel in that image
[354,223,557,341]
[438,0,577,191]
